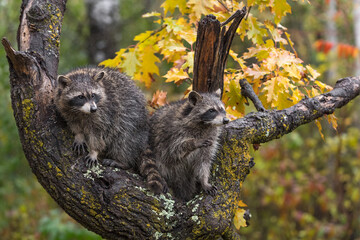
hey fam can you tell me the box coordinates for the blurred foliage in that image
[0,0,359,239]
[241,122,360,239]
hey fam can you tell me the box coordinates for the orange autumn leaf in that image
[150,90,168,109]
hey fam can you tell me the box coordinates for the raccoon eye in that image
[77,95,85,99]
[91,93,96,99]
[208,108,216,113]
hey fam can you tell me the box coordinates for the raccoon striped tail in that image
[140,149,168,194]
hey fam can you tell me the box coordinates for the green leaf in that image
[120,49,140,77]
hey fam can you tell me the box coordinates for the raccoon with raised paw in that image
[55,66,148,170]
[146,89,229,201]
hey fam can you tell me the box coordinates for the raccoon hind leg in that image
[196,161,217,196]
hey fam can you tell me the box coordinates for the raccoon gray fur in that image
[146,89,229,201]
[55,66,149,170]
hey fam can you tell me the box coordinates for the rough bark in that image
[193,7,246,96]
[2,1,360,239]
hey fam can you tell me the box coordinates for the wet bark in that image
[2,1,360,239]
[193,8,246,96]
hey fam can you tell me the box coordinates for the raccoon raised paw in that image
[204,185,217,196]
[72,141,87,156]
[85,155,98,169]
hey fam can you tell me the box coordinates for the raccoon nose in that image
[90,103,97,113]
[223,117,230,124]
[90,106,97,113]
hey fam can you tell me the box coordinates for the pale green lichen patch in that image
[83,164,104,181]
[191,215,200,224]
[134,186,147,192]
[192,203,199,213]
[154,232,163,240]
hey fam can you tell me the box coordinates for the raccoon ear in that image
[214,88,222,97]
[188,91,203,105]
[57,75,71,88]
[93,71,106,82]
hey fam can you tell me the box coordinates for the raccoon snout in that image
[223,117,230,124]
[90,103,97,113]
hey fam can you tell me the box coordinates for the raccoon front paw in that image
[85,155,98,168]
[72,141,87,156]
[200,140,212,148]
[204,185,217,196]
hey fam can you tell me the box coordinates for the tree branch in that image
[239,78,265,112]
[225,77,360,144]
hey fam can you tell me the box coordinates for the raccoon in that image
[145,89,229,201]
[55,66,149,170]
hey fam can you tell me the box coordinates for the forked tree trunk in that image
[2,1,360,239]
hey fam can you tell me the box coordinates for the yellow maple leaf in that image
[175,18,196,45]
[99,48,126,68]
[234,208,247,230]
[306,65,321,80]
[245,64,270,80]
[238,200,248,207]
[161,0,187,15]
[120,49,140,77]
[229,50,246,69]
[273,0,292,24]
[290,88,304,104]
[138,46,160,87]
[164,68,189,85]
[284,64,302,80]
[142,12,161,18]
[187,0,215,19]
[327,114,338,131]
[134,31,154,42]
[315,119,325,140]
[182,51,194,73]
[315,80,332,93]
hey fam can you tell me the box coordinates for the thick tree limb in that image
[3,1,360,239]
[226,77,360,144]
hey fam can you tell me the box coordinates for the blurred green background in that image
[0,0,359,239]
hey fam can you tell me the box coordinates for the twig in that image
[239,79,265,112]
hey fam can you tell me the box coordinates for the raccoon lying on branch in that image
[141,90,230,201]
[55,67,148,170]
